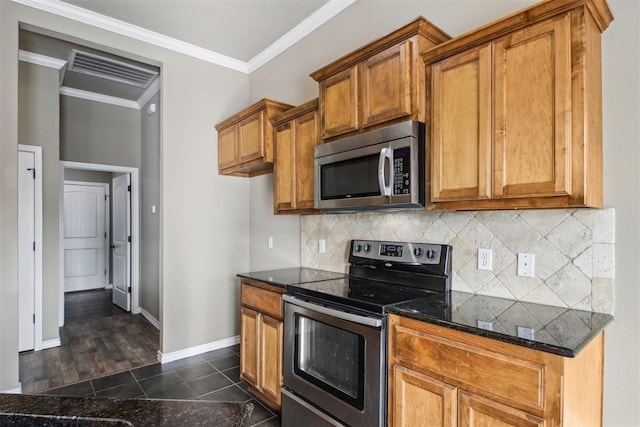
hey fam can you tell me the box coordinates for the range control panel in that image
[351,239,443,265]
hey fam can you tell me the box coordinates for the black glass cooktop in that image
[287,277,448,315]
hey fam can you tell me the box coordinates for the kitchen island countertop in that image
[0,393,253,426]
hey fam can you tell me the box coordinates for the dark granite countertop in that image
[237,267,346,289]
[386,291,613,357]
[0,394,252,426]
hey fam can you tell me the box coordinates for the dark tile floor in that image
[27,289,280,426]
[40,345,280,427]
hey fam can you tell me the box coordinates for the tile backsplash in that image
[301,208,615,314]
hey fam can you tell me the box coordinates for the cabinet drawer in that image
[241,283,283,320]
[391,320,547,412]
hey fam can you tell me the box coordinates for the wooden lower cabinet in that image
[388,314,605,426]
[239,280,284,411]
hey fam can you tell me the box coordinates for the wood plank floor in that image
[19,289,159,393]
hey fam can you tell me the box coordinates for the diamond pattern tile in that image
[302,208,615,313]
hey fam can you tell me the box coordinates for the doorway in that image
[59,161,141,326]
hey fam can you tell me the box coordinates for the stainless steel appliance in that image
[282,239,452,426]
[314,121,425,211]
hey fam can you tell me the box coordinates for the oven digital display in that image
[380,244,403,257]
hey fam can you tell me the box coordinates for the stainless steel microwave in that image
[314,121,425,211]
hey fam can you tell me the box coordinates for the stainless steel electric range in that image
[282,239,452,427]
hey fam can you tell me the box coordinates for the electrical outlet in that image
[477,320,492,331]
[517,326,535,340]
[517,253,535,277]
[477,248,492,271]
[319,239,326,253]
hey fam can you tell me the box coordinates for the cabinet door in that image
[259,315,283,408]
[274,123,294,212]
[218,125,238,171]
[320,67,359,139]
[238,111,265,164]
[493,15,571,199]
[360,41,413,128]
[295,110,319,210]
[390,365,457,427]
[431,45,492,202]
[240,307,259,388]
[459,391,545,427]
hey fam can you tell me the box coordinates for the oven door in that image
[282,294,385,427]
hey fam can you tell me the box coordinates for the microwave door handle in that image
[378,147,393,196]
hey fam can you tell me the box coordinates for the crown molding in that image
[19,49,67,69]
[60,86,140,109]
[12,0,248,73]
[247,0,357,73]
[13,0,353,75]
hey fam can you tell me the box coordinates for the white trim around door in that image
[59,161,141,327]
[18,144,43,351]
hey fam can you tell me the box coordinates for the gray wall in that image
[141,92,161,320]
[64,169,113,183]
[60,96,141,168]
[18,61,60,343]
[247,1,640,426]
[1,0,250,391]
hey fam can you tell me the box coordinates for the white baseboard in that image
[158,335,240,364]
[140,308,160,330]
[41,338,61,349]
[105,284,113,290]
[2,386,22,394]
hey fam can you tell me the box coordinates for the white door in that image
[112,173,131,311]
[18,151,35,352]
[63,184,107,292]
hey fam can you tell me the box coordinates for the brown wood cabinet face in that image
[459,391,545,427]
[320,67,359,139]
[238,111,265,164]
[431,45,492,202]
[390,365,457,427]
[239,307,259,387]
[493,15,571,199]
[294,110,319,210]
[272,99,320,214]
[239,281,284,411]
[217,125,238,171]
[259,315,283,408]
[274,123,294,211]
[360,41,413,129]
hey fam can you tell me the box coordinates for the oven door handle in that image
[283,294,382,328]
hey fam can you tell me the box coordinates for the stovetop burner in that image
[287,239,452,315]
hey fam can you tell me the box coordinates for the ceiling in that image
[59,0,331,63]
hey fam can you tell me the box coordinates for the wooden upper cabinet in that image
[271,99,320,214]
[312,17,450,141]
[320,68,359,139]
[423,0,613,210]
[493,16,572,200]
[215,99,293,177]
[431,45,491,202]
[360,41,412,129]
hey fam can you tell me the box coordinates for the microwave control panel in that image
[393,147,411,195]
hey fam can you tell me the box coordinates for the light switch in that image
[319,239,326,253]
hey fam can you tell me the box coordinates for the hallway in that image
[19,289,159,393]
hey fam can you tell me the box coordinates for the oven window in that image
[320,154,381,200]
[294,315,365,409]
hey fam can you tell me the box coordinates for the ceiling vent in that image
[68,49,158,88]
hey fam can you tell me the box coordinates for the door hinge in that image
[32,314,35,324]
[127,185,131,192]
[105,195,108,201]
[33,241,36,251]
[128,236,131,243]
[128,286,132,293]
